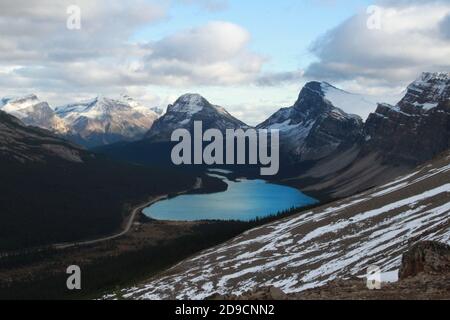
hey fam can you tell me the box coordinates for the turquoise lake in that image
[143,171,318,222]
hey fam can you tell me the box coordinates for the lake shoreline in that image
[143,171,319,223]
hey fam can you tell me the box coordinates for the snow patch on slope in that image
[321,83,376,120]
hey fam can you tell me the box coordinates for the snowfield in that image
[110,152,450,300]
[321,82,375,120]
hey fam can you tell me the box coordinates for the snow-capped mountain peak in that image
[0,94,68,133]
[1,94,40,112]
[169,93,209,115]
[258,81,364,161]
[119,94,164,115]
[56,95,136,119]
[145,93,247,142]
[56,95,162,121]
[54,95,160,148]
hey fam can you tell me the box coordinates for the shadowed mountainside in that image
[0,110,198,251]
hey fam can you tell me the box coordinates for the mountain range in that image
[0,94,161,148]
[276,72,450,199]
[93,72,450,201]
[1,72,449,238]
[2,72,449,199]
[1,71,449,299]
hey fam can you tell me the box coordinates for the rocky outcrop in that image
[364,72,450,166]
[399,241,450,280]
[0,110,91,164]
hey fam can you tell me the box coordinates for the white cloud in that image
[305,0,450,99]
[150,21,250,64]
[0,1,265,100]
[137,21,265,86]
[256,70,305,87]
[0,0,167,63]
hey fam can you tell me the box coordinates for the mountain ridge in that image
[0,94,161,148]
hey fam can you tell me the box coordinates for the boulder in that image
[399,241,450,280]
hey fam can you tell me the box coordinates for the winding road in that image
[54,177,203,250]
[0,178,203,257]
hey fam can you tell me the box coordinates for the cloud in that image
[150,22,250,64]
[304,0,450,97]
[256,70,305,87]
[440,14,450,39]
[13,21,264,89]
[0,0,167,64]
[136,21,264,86]
[0,0,265,100]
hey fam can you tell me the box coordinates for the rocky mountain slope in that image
[145,93,248,142]
[364,72,450,165]
[258,82,367,162]
[0,110,89,164]
[282,72,450,199]
[0,94,67,134]
[0,94,160,148]
[113,150,450,300]
[56,95,160,148]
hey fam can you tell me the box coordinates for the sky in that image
[1,0,450,125]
